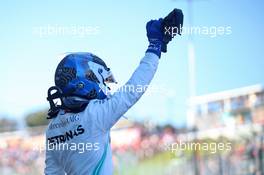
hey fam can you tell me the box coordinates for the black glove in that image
[161,8,184,52]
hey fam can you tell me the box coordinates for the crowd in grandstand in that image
[0,123,263,175]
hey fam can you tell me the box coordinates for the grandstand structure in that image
[187,84,264,130]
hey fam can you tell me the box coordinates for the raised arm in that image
[89,52,159,131]
[88,19,164,131]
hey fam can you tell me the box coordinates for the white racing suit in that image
[45,52,159,175]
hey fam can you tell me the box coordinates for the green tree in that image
[0,117,18,132]
[25,109,49,127]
